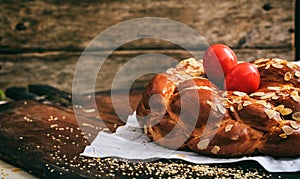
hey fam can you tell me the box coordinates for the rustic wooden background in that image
[0,0,294,92]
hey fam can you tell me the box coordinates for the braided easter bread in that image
[136,58,300,157]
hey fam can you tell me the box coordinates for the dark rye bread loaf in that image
[136,58,300,157]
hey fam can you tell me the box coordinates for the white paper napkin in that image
[81,112,300,172]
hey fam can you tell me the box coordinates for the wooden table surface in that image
[0,87,299,178]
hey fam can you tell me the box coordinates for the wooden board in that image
[0,89,299,178]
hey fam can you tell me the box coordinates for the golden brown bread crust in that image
[136,58,300,157]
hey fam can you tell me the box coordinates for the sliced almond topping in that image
[222,100,229,108]
[272,63,284,69]
[237,103,243,111]
[207,100,217,111]
[291,95,300,102]
[291,90,299,96]
[226,99,233,105]
[221,101,230,108]
[232,98,242,104]
[222,91,228,97]
[197,139,210,150]
[287,63,295,69]
[267,86,282,91]
[256,100,272,109]
[233,91,247,97]
[282,125,294,135]
[243,101,252,107]
[284,72,293,81]
[274,105,285,111]
[250,92,265,97]
[292,112,300,121]
[211,145,220,154]
[253,64,260,68]
[271,95,279,100]
[265,109,277,119]
[144,125,148,134]
[273,58,285,63]
[225,124,234,132]
[216,104,226,114]
[230,106,235,112]
[278,92,287,96]
[279,108,293,116]
[283,85,293,90]
[279,133,287,139]
[265,64,270,69]
[261,92,276,100]
[290,121,299,130]
[256,100,267,106]
[230,135,239,140]
[255,58,270,64]
[295,71,300,78]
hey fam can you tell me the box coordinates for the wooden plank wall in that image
[0,0,294,92]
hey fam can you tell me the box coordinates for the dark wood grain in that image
[0,89,145,178]
[0,0,293,53]
[0,90,299,178]
[0,48,293,94]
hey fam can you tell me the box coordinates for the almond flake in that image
[256,100,268,106]
[265,64,271,69]
[290,121,299,130]
[211,145,220,154]
[222,91,228,97]
[282,125,294,135]
[265,109,277,119]
[273,58,284,63]
[230,135,239,140]
[292,112,300,121]
[233,91,247,97]
[230,106,235,112]
[278,92,287,96]
[271,95,279,100]
[295,71,300,78]
[216,104,226,114]
[274,105,285,111]
[255,58,270,64]
[279,108,293,116]
[272,63,284,69]
[197,139,210,150]
[233,98,242,104]
[225,124,234,132]
[207,100,217,111]
[291,95,300,102]
[250,92,265,97]
[261,92,276,100]
[291,90,299,97]
[222,101,230,108]
[226,99,233,105]
[267,86,282,91]
[284,72,293,81]
[237,103,243,111]
[144,125,148,134]
[287,63,295,69]
[243,101,252,107]
[283,85,293,90]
